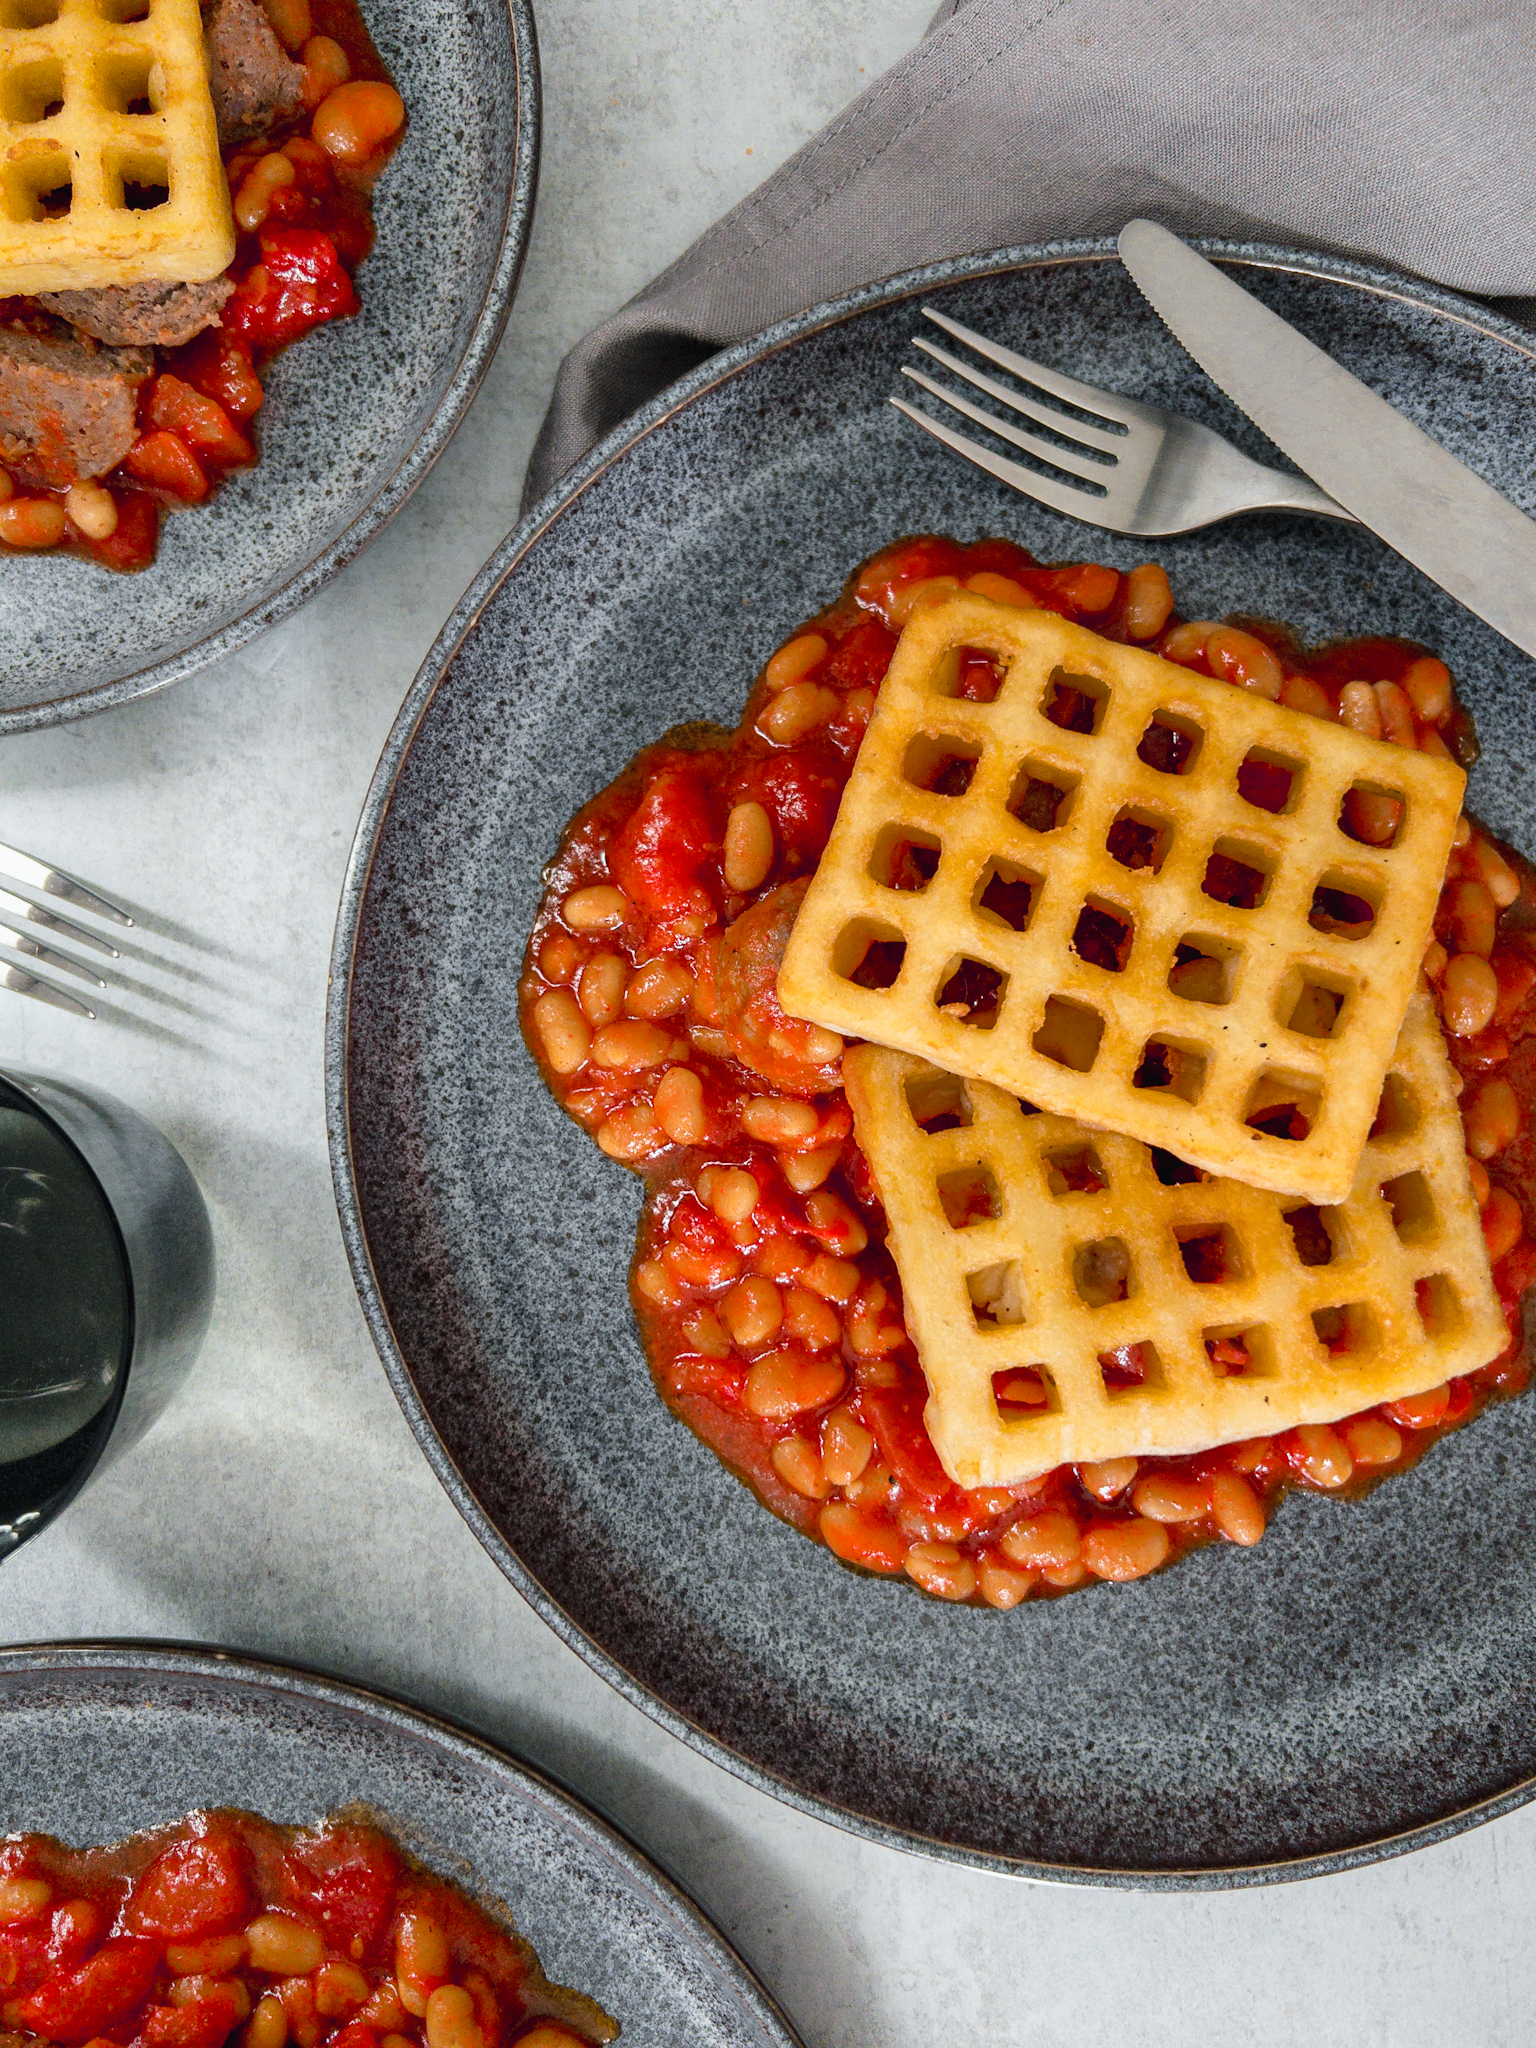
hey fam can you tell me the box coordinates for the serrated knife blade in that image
[1118,218,1536,663]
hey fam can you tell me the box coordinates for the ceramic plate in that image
[0,0,539,733]
[0,1643,800,2047]
[328,240,1536,1885]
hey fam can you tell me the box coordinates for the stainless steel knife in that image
[1118,217,1536,663]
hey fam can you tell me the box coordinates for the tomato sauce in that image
[519,536,1536,1605]
[3,0,404,571]
[0,1810,611,2048]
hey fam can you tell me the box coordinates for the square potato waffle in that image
[778,596,1466,1205]
[845,998,1506,1488]
[0,0,233,295]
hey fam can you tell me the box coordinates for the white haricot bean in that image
[757,681,838,745]
[424,1985,483,2048]
[533,989,590,1074]
[64,480,118,539]
[244,1913,323,1977]
[770,1434,829,1499]
[653,1065,706,1144]
[723,800,774,893]
[577,951,627,1026]
[764,631,827,692]
[562,883,627,931]
[1122,563,1173,641]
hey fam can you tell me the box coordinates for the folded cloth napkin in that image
[525,0,1536,509]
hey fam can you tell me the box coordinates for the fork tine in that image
[923,310,1144,429]
[0,921,106,988]
[889,396,1122,528]
[0,884,119,958]
[911,338,1127,455]
[0,959,95,1019]
[0,840,133,926]
[900,366,1116,487]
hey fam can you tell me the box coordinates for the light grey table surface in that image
[3,5,1535,2042]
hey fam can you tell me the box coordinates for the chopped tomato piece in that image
[145,376,254,469]
[176,332,264,422]
[123,431,208,503]
[609,758,721,936]
[13,1937,159,2043]
[862,1383,951,1504]
[80,489,158,572]
[122,1831,249,1940]
[281,1826,397,1961]
[140,1992,245,2048]
[223,229,358,351]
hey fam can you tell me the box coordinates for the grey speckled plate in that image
[0,1644,800,2048]
[0,0,538,732]
[328,240,1536,1886]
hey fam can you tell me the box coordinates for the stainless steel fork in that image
[0,841,131,1020]
[891,309,1355,534]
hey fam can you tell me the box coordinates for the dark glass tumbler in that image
[0,1070,214,1558]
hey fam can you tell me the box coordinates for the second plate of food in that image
[0,0,537,729]
[328,239,1536,1883]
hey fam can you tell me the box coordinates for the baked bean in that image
[801,1023,845,1064]
[48,1898,99,1950]
[1043,1556,1091,1588]
[1370,680,1414,746]
[770,1433,830,1499]
[1341,1416,1402,1466]
[381,2037,416,2048]
[577,951,627,1026]
[1441,952,1498,1037]
[262,0,310,47]
[752,1234,811,1281]
[721,1276,783,1347]
[1123,562,1174,641]
[246,1914,324,1977]
[653,1065,706,1143]
[168,1936,248,1976]
[820,1404,874,1485]
[1453,814,1473,848]
[764,631,827,691]
[425,1986,482,2048]
[783,1285,841,1349]
[844,1458,895,1508]
[1469,834,1521,908]
[314,1965,369,2018]
[1386,1384,1451,1430]
[1082,1517,1170,1581]
[1419,727,1455,760]
[1422,938,1448,982]
[1295,1423,1352,1489]
[246,1994,288,2048]
[634,1258,681,1307]
[723,800,774,892]
[1465,1076,1521,1159]
[1483,1185,1524,1261]
[1464,1155,1492,1208]
[1338,679,1383,739]
[562,883,627,931]
[819,1501,907,1573]
[591,1019,672,1069]
[977,1559,1034,1608]
[313,79,406,163]
[905,1541,977,1601]
[596,1098,661,1162]
[758,681,838,744]
[625,956,692,1016]
[1227,1437,1271,1473]
[696,1165,757,1222]
[235,151,296,231]
[741,1096,818,1145]
[300,32,350,107]
[662,1234,741,1287]
[743,1349,845,1418]
[1402,655,1452,722]
[1448,878,1497,957]
[782,1143,840,1193]
[1346,789,1403,845]
[964,569,1036,608]
[64,480,117,539]
[0,1876,51,1924]
[0,468,12,501]
[1206,625,1282,699]
[803,1252,860,1302]
[999,1508,1080,1571]
[1130,1474,1207,1523]
[1209,1468,1265,1546]
[886,574,962,624]
[0,497,67,549]
[804,1189,868,1256]
[1279,672,1331,718]
[1160,619,1218,664]
[395,1914,449,2017]
[683,1307,731,1358]
[539,932,580,982]
[1079,1456,1137,1501]
[170,1979,251,2020]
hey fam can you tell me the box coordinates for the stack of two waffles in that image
[777,593,1501,1492]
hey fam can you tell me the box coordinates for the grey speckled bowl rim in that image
[326,236,1536,1890]
[0,0,540,737]
[0,1638,802,2048]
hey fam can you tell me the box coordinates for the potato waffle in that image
[846,998,1505,1488]
[0,0,233,295]
[778,596,1466,1204]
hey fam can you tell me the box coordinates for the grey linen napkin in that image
[525,0,1536,509]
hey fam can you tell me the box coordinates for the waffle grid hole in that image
[110,145,169,209]
[1310,869,1382,939]
[934,955,1007,1029]
[96,48,159,113]
[1174,1223,1247,1284]
[2,146,70,220]
[1245,1068,1322,1142]
[1041,666,1109,735]
[1072,1236,1131,1308]
[1203,837,1275,911]
[98,0,152,24]
[1415,1272,1464,1339]
[904,1068,972,1133]
[1203,1323,1273,1378]
[966,1260,1029,1327]
[992,1365,1058,1418]
[1283,1202,1342,1267]
[1098,1340,1162,1397]
[0,54,63,122]
[1033,995,1103,1072]
[1339,780,1407,849]
[1137,711,1203,776]
[0,0,59,25]
[1312,1302,1379,1359]
[1106,804,1172,874]
[1237,746,1303,815]
[1371,1072,1420,1141]
[1133,1036,1208,1104]
[832,919,906,991]
[1071,896,1134,973]
[1382,1169,1436,1245]
[1281,968,1351,1039]
[1008,761,1077,832]
[973,856,1037,933]
[902,731,979,796]
[1042,1143,1107,1196]
[868,822,940,893]
[1169,934,1240,1007]
[935,1162,1001,1229]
